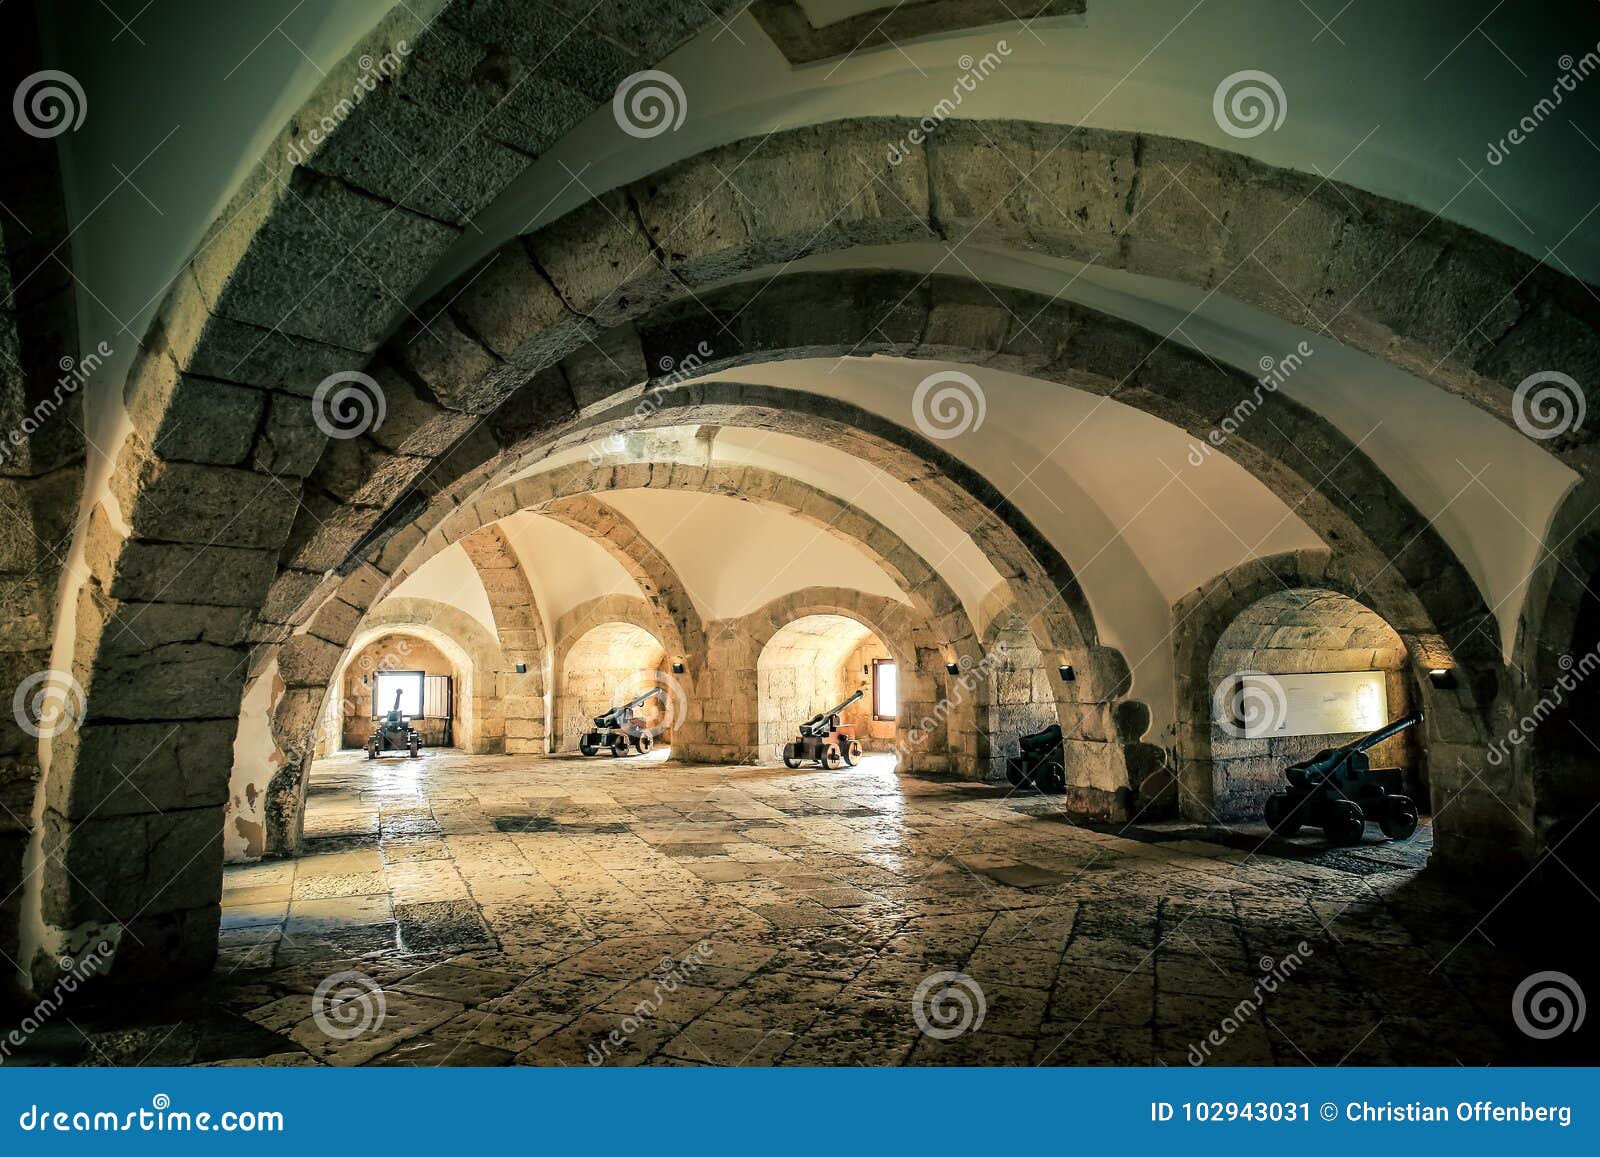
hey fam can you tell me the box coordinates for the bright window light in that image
[374,671,425,718]
[872,659,897,721]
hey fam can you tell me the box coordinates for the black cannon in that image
[1005,724,1066,793]
[783,689,865,769]
[367,688,421,759]
[1264,709,1423,844]
[580,687,666,756]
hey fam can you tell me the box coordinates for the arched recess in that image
[978,601,1061,784]
[717,587,951,770]
[235,596,506,862]
[457,525,549,756]
[326,598,504,757]
[550,595,671,753]
[1172,553,1476,840]
[1509,472,1600,899]
[1204,590,1421,822]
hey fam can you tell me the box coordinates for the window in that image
[373,671,425,718]
[872,658,897,721]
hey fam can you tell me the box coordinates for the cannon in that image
[1005,723,1066,793]
[783,689,865,769]
[580,687,666,756]
[367,688,421,759]
[1263,709,1423,844]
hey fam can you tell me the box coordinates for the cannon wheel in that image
[1378,795,1419,840]
[1037,761,1067,794]
[609,734,630,757]
[408,734,420,757]
[822,743,844,770]
[579,736,596,756]
[1264,793,1304,837]
[635,733,654,754]
[782,743,801,769]
[366,741,377,760]
[1324,800,1366,846]
[843,739,863,766]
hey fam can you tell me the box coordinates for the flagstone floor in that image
[16,749,1589,1066]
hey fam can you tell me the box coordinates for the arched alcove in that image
[757,614,892,764]
[978,609,1060,783]
[557,622,671,753]
[1206,589,1423,821]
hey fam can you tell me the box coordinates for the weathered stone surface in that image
[48,719,237,820]
[189,166,458,352]
[110,436,300,551]
[83,505,278,607]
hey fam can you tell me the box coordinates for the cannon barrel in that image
[1287,708,1423,782]
[800,689,864,735]
[592,685,666,727]
[1342,708,1423,755]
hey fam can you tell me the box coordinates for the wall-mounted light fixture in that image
[1427,667,1456,689]
[514,662,527,674]
[863,664,869,675]
[1058,664,1076,682]
[671,661,686,675]
[945,661,960,675]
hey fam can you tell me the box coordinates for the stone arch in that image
[240,595,508,860]
[550,595,671,753]
[331,597,505,755]
[457,525,549,756]
[1171,552,1481,846]
[1508,473,1600,893]
[419,120,1595,461]
[726,587,952,771]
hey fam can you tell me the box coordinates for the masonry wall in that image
[982,622,1060,781]
[341,634,456,749]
